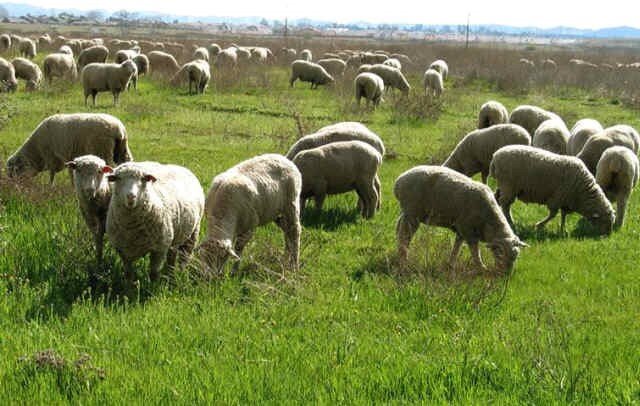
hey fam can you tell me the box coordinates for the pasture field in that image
[0,56,639,403]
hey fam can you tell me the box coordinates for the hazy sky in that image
[14,0,639,28]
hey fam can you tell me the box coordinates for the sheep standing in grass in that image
[300,49,312,61]
[57,45,73,55]
[193,47,209,62]
[317,58,347,77]
[129,53,149,89]
[359,64,410,94]
[11,57,42,91]
[541,59,558,72]
[148,51,180,78]
[383,58,402,70]
[208,43,221,57]
[596,146,639,228]
[65,155,113,262]
[214,48,238,70]
[18,38,36,59]
[443,124,531,183]
[532,119,571,155]
[423,68,443,97]
[568,119,603,155]
[478,101,509,129]
[170,59,211,94]
[429,59,449,80]
[77,45,109,70]
[199,154,302,274]
[114,49,139,64]
[290,60,334,89]
[508,105,561,139]
[286,122,385,160]
[577,125,639,174]
[0,34,10,53]
[490,145,614,235]
[293,141,382,218]
[394,165,526,271]
[355,72,384,107]
[81,60,138,106]
[43,52,77,83]
[0,57,18,92]
[106,162,204,282]
[6,113,133,183]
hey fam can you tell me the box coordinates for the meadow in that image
[0,44,639,403]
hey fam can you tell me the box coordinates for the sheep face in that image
[319,72,334,85]
[6,154,37,179]
[66,156,111,199]
[199,239,240,272]
[489,237,527,271]
[108,169,156,209]
[1,79,18,93]
[588,208,615,235]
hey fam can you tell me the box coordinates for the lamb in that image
[382,58,402,70]
[423,68,443,97]
[394,165,526,271]
[478,100,509,129]
[6,113,133,183]
[443,124,531,183]
[490,145,615,235]
[0,57,18,92]
[567,119,603,155]
[595,146,639,229]
[300,49,312,62]
[289,60,334,89]
[429,59,449,80]
[508,105,561,138]
[148,51,180,78]
[198,154,302,273]
[317,58,347,77]
[43,52,77,83]
[18,38,36,59]
[170,59,211,94]
[65,155,113,263]
[532,119,571,155]
[77,45,109,70]
[81,60,138,106]
[577,125,639,174]
[286,122,385,160]
[292,141,382,218]
[359,64,410,94]
[355,72,384,107]
[106,162,204,282]
[11,57,42,91]
[193,47,209,62]
[0,34,10,53]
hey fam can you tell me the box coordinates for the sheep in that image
[490,145,614,235]
[198,154,302,274]
[170,59,211,94]
[280,48,297,64]
[65,155,113,263]
[43,52,77,83]
[114,49,139,64]
[519,58,535,71]
[355,72,384,107]
[0,57,18,92]
[81,60,138,106]
[57,45,73,55]
[148,51,181,78]
[250,47,269,64]
[423,68,443,97]
[38,34,52,50]
[390,53,412,66]
[293,141,382,218]
[383,58,402,70]
[508,105,561,138]
[106,162,204,282]
[541,58,558,71]
[359,64,410,94]
[164,43,185,60]
[214,48,238,70]
[6,113,133,183]
[193,47,209,62]
[595,146,639,229]
[478,100,509,129]
[362,52,387,64]
[208,43,221,57]
[289,60,334,89]
[11,57,42,91]
[317,58,347,77]
[300,49,312,62]
[18,38,36,59]
[65,39,83,56]
[577,125,640,174]
[443,124,531,183]
[532,119,571,155]
[394,165,527,271]
[234,47,251,64]
[132,53,149,81]
[286,122,385,160]
[429,59,449,80]
[568,119,604,155]
[0,34,10,53]
[77,45,109,70]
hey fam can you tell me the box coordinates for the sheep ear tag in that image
[102,166,113,174]
[65,161,77,169]
[143,174,157,183]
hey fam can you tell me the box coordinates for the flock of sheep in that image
[1,31,639,283]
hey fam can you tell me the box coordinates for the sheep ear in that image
[65,161,77,169]
[102,166,113,174]
[143,174,157,183]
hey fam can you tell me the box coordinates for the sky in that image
[10,0,640,29]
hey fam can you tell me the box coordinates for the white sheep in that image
[57,45,73,55]
[214,48,238,70]
[382,58,402,70]
[429,59,449,80]
[508,105,561,138]
[43,52,77,83]
[317,58,347,77]
[106,162,204,282]
[292,141,382,218]
[0,34,10,53]
[423,68,443,97]
[6,113,133,183]
[289,60,334,89]
[208,43,221,57]
[596,146,639,229]
[130,54,149,89]
[18,38,36,59]
[114,49,139,64]
[359,64,410,94]
[170,59,211,94]
[193,47,209,62]
[355,72,384,107]
[198,154,302,273]
[77,45,109,70]
[148,51,181,78]
[490,145,615,235]
[81,60,138,106]
[11,57,42,91]
[443,124,531,183]
[478,100,509,129]
[0,57,18,92]
[394,165,526,271]
[300,49,312,62]
[532,119,571,155]
[541,59,558,71]
[568,119,603,155]
[577,125,639,174]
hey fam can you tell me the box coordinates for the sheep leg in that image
[481,171,488,184]
[495,186,516,227]
[277,208,301,273]
[615,197,627,229]
[94,223,104,263]
[92,92,97,107]
[469,242,488,272]
[448,235,464,268]
[374,175,382,210]
[536,208,558,230]
[560,209,570,235]
[48,170,56,185]
[149,250,167,282]
[396,213,419,265]
[356,181,377,219]
[177,228,199,268]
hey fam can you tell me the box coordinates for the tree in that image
[86,10,104,21]
[260,18,270,27]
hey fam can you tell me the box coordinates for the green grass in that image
[1,64,639,403]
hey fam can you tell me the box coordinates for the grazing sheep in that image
[568,119,604,155]
[519,58,535,71]
[577,126,639,174]
[362,52,387,64]
[148,51,180,78]
[317,58,347,77]
[429,59,449,80]
[38,34,52,50]
[541,59,558,71]
[65,39,82,56]
[11,57,42,91]
[193,47,209,62]
[18,38,36,59]
[43,52,77,83]
[250,47,269,64]
[114,49,139,64]
[532,119,571,155]
[394,165,526,271]
[0,34,10,53]
[214,48,238,70]
[77,45,109,70]
[596,146,639,228]
[289,60,334,89]
[81,60,138,106]
[65,155,113,262]
[6,113,133,183]
[300,49,312,62]
[286,122,385,160]
[132,53,149,80]
[0,57,18,92]
[355,72,385,107]
[57,45,73,55]
[390,53,412,66]
[382,58,402,70]
[199,154,302,273]
[293,141,382,218]
[280,48,297,63]
[490,145,614,235]
[478,100,509,129]
[443,124,531,183]
[208,43,221,56]
[170,59,211,94]
[423,68,443,97]
[106,162,204,282]
[359,64,410,94]
[508,105,561,138]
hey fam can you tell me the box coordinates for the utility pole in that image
[284,16,289,48]
[465,13,470,49]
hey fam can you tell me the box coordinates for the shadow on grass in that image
[514,217,608,243]
[301,206,360,231]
